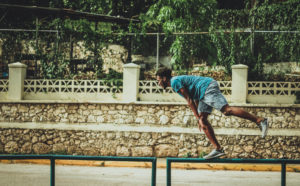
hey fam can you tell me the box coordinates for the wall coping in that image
[1,122,300,136]
[0,100,300,108]
[232,64,248,69]
[123,63,141,68]
[8,62,27,68]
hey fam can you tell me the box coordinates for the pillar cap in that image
[123,63,140,69]
[8,62,27,68]
[232,64,248,69]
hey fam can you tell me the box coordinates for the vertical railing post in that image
[151,158,157,186]
[166,159,171,186]
[8,62,27,100]
[123,63,140,102]
[281,162,286,186]
[231,64,248,103]
[50,157,55,186]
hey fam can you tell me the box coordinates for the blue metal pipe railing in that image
[0,155,157,186]
[166,158,300,186]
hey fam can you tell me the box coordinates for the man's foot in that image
[203,149,225,160]
[260,118,268,138]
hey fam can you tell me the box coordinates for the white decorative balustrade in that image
[138,80,181,102]
[1,63,299,104]
[218,81,232,96]
[247,81,300,104]
[248,82,300,96]
[0,80,8,100]
[24,80,122,93]
[0,80,8,92]
[23,79,123,101]
[1,78,299,103]
[139,81,174,94]
[138,80,232,102]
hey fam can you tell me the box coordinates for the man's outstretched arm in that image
[178,88,200,121]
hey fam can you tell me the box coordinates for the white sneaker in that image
[260,118,268,138]
[203,149,225,160]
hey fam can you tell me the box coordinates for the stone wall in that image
[1,103,299,129]
[0,102,299,159]
[1,128,299,159]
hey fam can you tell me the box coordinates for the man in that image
[156,67,268,159]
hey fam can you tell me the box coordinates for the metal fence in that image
[166,158,300,186]
[0,155,157,186]
[1,30,299,79]
[1,155,300,186]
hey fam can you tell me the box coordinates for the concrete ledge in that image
[0,100,300,108]
[1,122,300,136]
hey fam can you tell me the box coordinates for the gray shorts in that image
[197,80,228,114]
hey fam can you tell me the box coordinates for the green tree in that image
[142,0,217,71]
[210,0,300,80]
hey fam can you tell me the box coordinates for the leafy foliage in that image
[250,0,300,65]
[1,0,299,81]
[209,0,300,80]
[142,0,217,71]
[0,0,151,79]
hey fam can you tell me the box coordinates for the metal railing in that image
[166,158,300,186]
[0,155,157,186]
[2,155,300,186]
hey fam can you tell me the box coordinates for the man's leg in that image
[199,112,221,150]
[221,104,263,124]
[199,113,225,159]
[221,104,269,138]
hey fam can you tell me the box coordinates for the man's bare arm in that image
[178,88,200,120]
[194,100,199,109]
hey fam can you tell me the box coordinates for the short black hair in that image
[155,67,172,79]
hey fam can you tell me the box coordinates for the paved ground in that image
[0,163,299,186]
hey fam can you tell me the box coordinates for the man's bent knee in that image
[221,105,233,116]
[198,113,210,130]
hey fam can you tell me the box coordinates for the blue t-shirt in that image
[171,75,213,100]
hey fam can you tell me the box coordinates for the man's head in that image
[155,67,172,89]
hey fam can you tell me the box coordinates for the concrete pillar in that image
[123,63,140,102]
[8,62,27,100]
[232,64,248,103]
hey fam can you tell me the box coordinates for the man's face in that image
[156,76,168,89]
